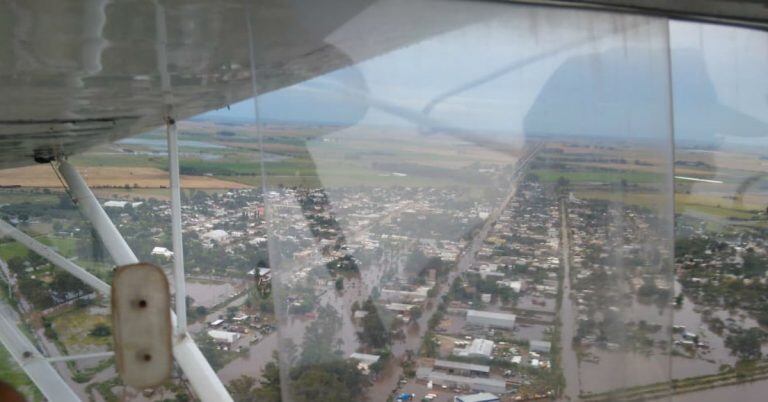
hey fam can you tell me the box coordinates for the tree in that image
[421,332,439,357]
[756,309,768,327]
[741,251,768,278]
[7,255,27,275]
[197,333,224,370]
[18,277,53,309]
[356,299,390,349]
[89,323,111,337]
[51,271,90,300]
[335,278,344,291]
[300,304,342,365]
[228,375,257,402]
[404,249,428,275]
[253,355,282,402]
[289,360,368,402]
[27,252,45,268]
[674,293,684,308]
[725,328,764,361]
[58,194,74,209]
[326,255,359,274]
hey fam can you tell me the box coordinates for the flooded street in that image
[671,379,768,402]
[185,279,237,309]
[366,164,529,398]
[217,331,278,383]
[553,204,768,401]
[558,199,580,400]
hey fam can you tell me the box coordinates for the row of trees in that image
[8,253,91,309]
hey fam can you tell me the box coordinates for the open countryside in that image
[1,119,768,402]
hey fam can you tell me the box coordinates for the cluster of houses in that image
[206,313,275,350]
[410,180,562,399]
[120,181,568,399]
[565,196,676,360]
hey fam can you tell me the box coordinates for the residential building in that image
[454,393,500,402]
[466,310,516,330]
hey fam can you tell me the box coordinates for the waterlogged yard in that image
[49,304,112,353]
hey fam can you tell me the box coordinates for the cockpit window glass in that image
[249,4,675,401]
[1,3,767,402]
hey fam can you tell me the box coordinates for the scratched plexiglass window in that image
[668,21,768,402]
[0,175,123,400]
[247,4,676,402]
[1,2,768,402]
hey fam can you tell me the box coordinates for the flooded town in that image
[1,136,768,402]
[2,0,768,400]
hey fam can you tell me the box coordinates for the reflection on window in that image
[0,3,766,402]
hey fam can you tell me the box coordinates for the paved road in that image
[221,143,543,397]
[558,198,581,401]
[0,259,19,321]
[367,142,543,399]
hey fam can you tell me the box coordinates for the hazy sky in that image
[200,15,768,143]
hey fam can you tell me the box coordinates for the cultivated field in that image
[0,165,249,189]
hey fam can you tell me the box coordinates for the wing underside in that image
[1,0,766,169]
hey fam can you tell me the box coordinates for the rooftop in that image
[425,370,505,388]
[455,393,500,402]
[433,359,490,374]
[466,310,517,322]
[350,353,380,365]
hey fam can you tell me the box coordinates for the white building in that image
[151,246,174,258]
[498,280,522,293]
[433,360,490,376]
[530,340,551,354]
[454,338,494,359]
[385,303,416,313]
[103,200,143,208]
[381,286,430,303]
[208,330,240,344]
[247,267,271,280]
[416,369,505,394]
[454,393,500,402]
[248,236,267,245]
[466,310,516,330]
[349,353,380,374]
[202,229,229,243]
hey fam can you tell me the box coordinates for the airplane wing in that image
[1,1,767,401]
[0,0,370,169]
[1,0,767,170]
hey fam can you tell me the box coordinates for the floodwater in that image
[367,172,526,397]
[556,195,760,399]
[557,264,768,399]
[116,137,289,162]
[248,169,530,399]
[672,379,768,402]
[185,280,236,308]
[217,331,279,383]
[117,138,228,149]
[559,199,581,400]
